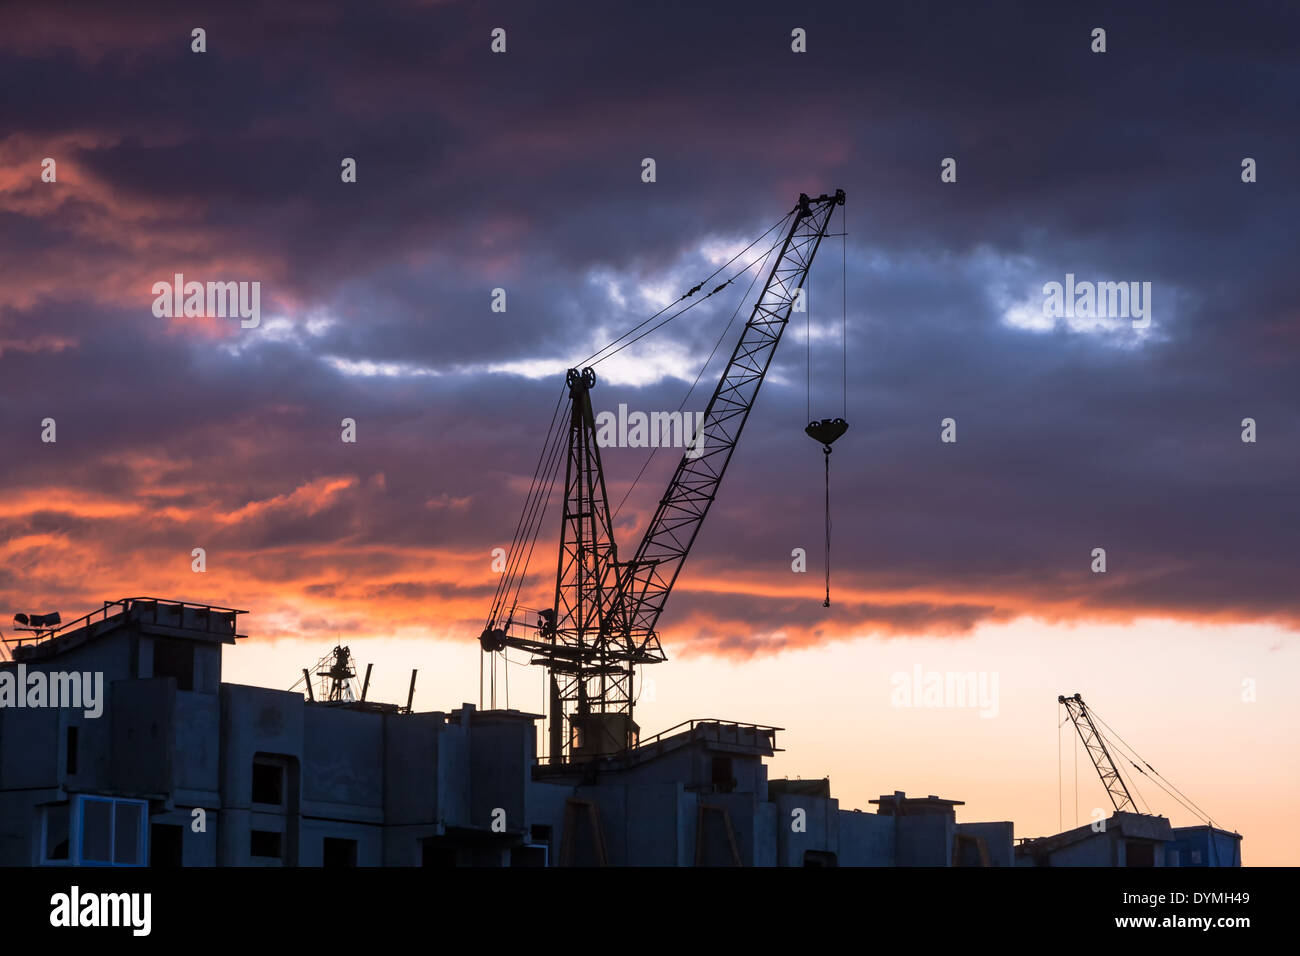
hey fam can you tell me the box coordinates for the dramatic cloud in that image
[1,1,1297,659]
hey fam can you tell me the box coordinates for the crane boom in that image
[614,190,845,658]
[1059,693,1136,814]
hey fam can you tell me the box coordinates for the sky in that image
[1,0,1297,863]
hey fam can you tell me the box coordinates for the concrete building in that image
[1015,813,1244,867]
[0,596,1242,867]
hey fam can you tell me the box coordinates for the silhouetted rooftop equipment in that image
[6,597,246,661]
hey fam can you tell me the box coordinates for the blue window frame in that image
[42,795,149,866]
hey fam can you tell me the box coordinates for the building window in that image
[250,830,283,859]
[81,798,113,863]
[252,759,284,806]
[323,837,357,867]
[711,756,735,793]
[43,804,70,863]
[76,796,147,866]
[152,638,194,691]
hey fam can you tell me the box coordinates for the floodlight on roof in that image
[12,611,61,632]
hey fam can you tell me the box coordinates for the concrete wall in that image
[467,713,532,835]
[1047,832,1115,866]
[1169,827,1243,867]
[299,818,382,866]
[894,814,956,866]
[957,821,1015,866]
[773,792,838,866]
[838,810,894,865]
[303,705,384,822]
[382,711,443,827]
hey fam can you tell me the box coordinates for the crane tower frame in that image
[485,190,845,764]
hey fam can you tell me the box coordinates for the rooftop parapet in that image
[5,597,246,662]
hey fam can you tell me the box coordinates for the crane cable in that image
[612,220,789,519]
[482,209,801,704]
[1058,708,1066,832]
[804,202,849,606]
[822,444,832,606]
[578,210,795,370]
[1088,705,1223,828]
[494,204,808,606]
[486,388,568,627]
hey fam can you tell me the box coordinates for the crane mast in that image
[485,190,845,764]
[1059,693,1136,813]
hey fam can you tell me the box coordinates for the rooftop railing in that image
[5,596,247,649]
[535,717,783,768]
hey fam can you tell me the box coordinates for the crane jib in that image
[615,189,845,653]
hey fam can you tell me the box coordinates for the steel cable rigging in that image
[486,212,798,637]
[477,191,846,758]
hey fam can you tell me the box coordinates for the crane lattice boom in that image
[1060,693,1136,814]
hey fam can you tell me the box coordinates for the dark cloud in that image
[1,0,1296,653]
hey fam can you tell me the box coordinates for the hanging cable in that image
[1074,726,1079,827]
[489,393,570,627]
[1089,706,1222,827]
[1098,726,1151,815]
[823,446,831,604]
[482,210,798,715]
[1058,710,1066,833]
[842,202,847,419]
[803,200,849,605]
[486,383,567,625]
[488,207,797,611]
[583,213,795,371]
[578,211,794,369]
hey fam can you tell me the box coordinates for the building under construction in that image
[0,596,1242,867]
[0,191,1242,866]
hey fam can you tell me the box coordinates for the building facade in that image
[0,597,1242,867]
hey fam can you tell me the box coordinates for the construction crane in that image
[482,189,845,763]
[1058,691,1235,859]
[1059,693,1136,813]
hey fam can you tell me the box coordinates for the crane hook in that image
[804,418,848,606]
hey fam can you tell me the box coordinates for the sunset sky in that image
[1,1,1297,863]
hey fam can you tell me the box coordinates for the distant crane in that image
[1059,693,1136,813]
[482,190,846,763]
[1059,692,1232,850]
